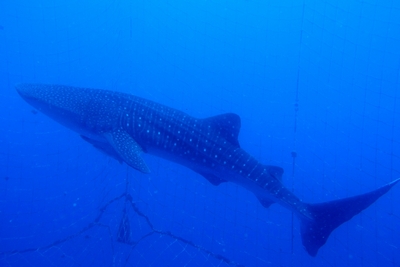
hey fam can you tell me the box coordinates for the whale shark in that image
[16,83,399,256]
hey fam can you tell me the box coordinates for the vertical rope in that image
[291,0,305,254]
[291,68,300,254]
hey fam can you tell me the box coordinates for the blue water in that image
[1,0,399,266]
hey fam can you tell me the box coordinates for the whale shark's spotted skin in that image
[16,83,399,256]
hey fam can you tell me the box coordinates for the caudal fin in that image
[300,178,400,256]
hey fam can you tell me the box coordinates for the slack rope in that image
[0,170,246,267]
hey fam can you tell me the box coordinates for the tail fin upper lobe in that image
[300,178,400,256]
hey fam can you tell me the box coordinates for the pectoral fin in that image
[80,135,124,163]
[104,129,150,173]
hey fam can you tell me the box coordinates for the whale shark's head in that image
[16,83,123,137]
[17,83,67,105]
[16,83,49,106]
[16,83,84,117]
[16,83,96,133]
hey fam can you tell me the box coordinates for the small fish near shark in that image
[16,83,399,256]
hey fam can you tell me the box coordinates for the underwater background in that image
[1,0,399,266]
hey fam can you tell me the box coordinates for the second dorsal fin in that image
[266,165,284,181]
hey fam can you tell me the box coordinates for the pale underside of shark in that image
[16,83,399,256]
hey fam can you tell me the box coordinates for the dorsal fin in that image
[266,165,284,181]
[203,113,241,147]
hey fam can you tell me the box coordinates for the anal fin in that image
[258,197,275,208]
[196,171,227,186]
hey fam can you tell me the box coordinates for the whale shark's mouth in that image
[15,83,44,110]
[15,83,40,97]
